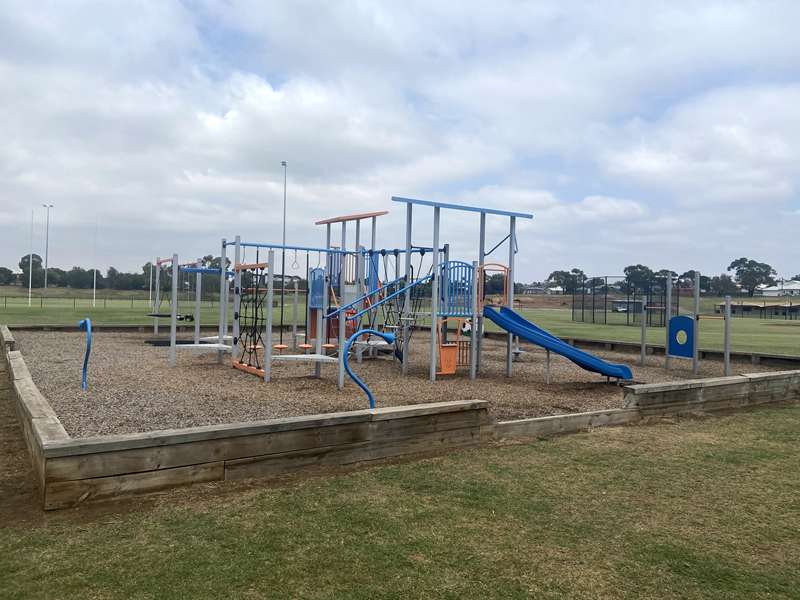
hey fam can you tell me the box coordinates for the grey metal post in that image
[370,216,377,359]
[194,259,202,345]
[469,260,478,380]
[338,302,346,390]
[724,295,732,376]
[264,250,274,382]
[315,224,331,377]
[476,212,486,372]
[292,279,298,351]
[402,203,412,375]
[232,236,242,362]
[665,276,672,371]
[154,257,161,336]
[169,253,178,367]
[337,222,347,389]
[640,301,647,366]
[506,216,516,377]
[545,349,551,384]
[692,271,700,374]
[429,206,440,382]
[218,238,227,363]
[442,243,450,343]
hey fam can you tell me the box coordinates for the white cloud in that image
[1,1,800,280]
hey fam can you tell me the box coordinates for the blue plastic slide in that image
[484,306,633,381]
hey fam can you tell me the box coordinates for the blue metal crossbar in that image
[392,196,533,220]
[347,274,432,322]
[234,242,353,254]
[326,275,406,319]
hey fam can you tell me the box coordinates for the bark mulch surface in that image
[14,331,787,438]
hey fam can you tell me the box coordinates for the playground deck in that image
[13,330,788,438]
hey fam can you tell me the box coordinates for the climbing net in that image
[232,260,271,376]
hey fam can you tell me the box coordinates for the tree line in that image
[547,258,796,297]
[2,254,232,292]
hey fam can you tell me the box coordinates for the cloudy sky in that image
[2,1,799,281]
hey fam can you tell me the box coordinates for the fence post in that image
[724,295,732,376]
[640,302,647,366]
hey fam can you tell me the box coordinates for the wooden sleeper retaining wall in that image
[2,325,799,510]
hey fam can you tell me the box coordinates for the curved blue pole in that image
[343,328,396,409]
[78,318,92,391]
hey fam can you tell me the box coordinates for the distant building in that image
[546,285,564,295]
[521,284,546,295]
[758,280,800,297]
[612,299,644,313]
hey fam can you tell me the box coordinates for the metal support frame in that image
[194,258,202,345]
[232,236,242,363]
[154,257,161,336]
[724,295,732,376]
[429,206,440,382]
[292,279,299,351]
[315,224,330,378]
[640,301,647,366]
[476,213,486,372]
[337,221,347,389]
[506,216,515,377]
[218,239,228,363]
[264,250,275,382]
[665,276,672,371]
[169,253,178,367]
[692,271,700,374]
[402,203,412,375]
[469,261,479,380]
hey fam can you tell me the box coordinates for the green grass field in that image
[2,406,798,599]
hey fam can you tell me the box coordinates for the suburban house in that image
[758,280,800,297]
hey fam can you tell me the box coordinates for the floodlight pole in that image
[280,160,287,345]
[42,204,53,291]
[28,209,33,307]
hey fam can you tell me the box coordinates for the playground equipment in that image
[78,318,92,391]
[652,272,732,376]
[157,196,638,406]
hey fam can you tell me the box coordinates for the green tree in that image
[623,264,654,291]
[546,269,584,294]
[727,258,777,297]
[0,267,15,285]
[709,274,739,296]
[679,270,711,292]
[19,254,44,287]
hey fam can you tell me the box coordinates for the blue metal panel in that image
[667,315,695,359]
[439,260,473,317]
[392,196,533,220]
[309,268,325,309]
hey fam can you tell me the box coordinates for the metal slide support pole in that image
[315,225,331,378]
[292,279,298,351]
[217,238,227,363]
[194,259,201,345]
[402,203,412,375]
[545,349,551,384]
[153,257,161,336]
[169,253,178,367]
[232,236,242,362]
[264,250,274,383]
[469,260,479,380]
[665,277,672,371]
[724,295,732,376]
[429,206,440,382]
[477,212,486,372]
[337,222,347,390]
[506,216,516,377]
[692,271,700,374]
[640,302,647,366]
[370,216,377,359]
[148,262,153,307]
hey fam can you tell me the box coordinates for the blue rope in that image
[78,318,92,391]
[343,328,396,409]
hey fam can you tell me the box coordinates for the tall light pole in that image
[28,209,34,307]
[279,160,287,343]
[42,204,53,291]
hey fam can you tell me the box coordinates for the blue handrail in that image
[343,328,396,408]
[78,318,92,391]
[326,275,406,319]
[347,274,432,322]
